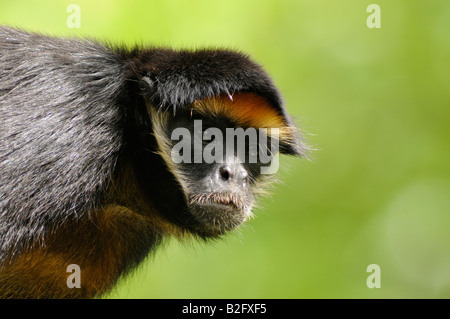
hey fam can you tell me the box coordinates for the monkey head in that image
[130,49,308,238]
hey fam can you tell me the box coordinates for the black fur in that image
[0,26,127,262]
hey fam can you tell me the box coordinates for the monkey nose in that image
[218,164,248,187]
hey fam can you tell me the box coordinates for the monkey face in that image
[168,115,258,236]
[131,49,307,239]
[148,92,300,237]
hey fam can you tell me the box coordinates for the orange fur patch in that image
[193,92,284,128]
[192,92,297,143]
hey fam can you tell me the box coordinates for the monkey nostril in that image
[219,165,249,186]
[219,165,231,181]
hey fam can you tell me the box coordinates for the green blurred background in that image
[1,0,449,298]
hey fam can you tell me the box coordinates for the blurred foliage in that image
[1,0,449,298]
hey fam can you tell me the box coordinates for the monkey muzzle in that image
[189,192,245,212]
[188,192,251,236]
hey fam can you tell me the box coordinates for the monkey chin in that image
[188,193,253,237]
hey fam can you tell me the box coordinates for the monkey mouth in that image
[187,192,253,236]
[189,192,245,212]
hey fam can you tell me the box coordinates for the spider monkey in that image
[0,26,308,298]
